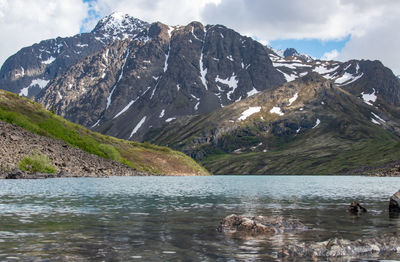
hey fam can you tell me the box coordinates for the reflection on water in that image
[0,176,400,261]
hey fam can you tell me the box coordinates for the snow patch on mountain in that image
[159,109,165,118]
[239,107,261,121]
[335,72,364,85]
[19,79,50,96]
[312,119,321,129]
[361,89,377,106]
[371,112,385,123]
[216,74,239,100]
[165,117,176,123]
[114,98,138,119]
[288,92,298,106]
[129,116,146,138]
[247,87,259,97]
[270,107,284,116]
[42,56,56,65]
[276,69,297,82]
[313,65,339,75]
[106,48,130,109]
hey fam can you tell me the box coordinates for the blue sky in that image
[269,36,351,59]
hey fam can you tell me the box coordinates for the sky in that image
[0,0,399,75]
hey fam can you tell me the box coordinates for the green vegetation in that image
[201,131,400,175]
[0,90,209,175]
[145,77,400,175]
[18,151,57,174]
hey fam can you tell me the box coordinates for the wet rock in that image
[278,234,400,258]
[217,214,306,235]
[389,190,400,212]
[348,201,367,214]
[5,168,25,179]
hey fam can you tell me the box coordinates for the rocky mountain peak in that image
[148,22,174,42]
[92,12,150,39]
[283,48,300,58]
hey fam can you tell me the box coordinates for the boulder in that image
[389,190,400,212]
[348,201,367,214]
[5,168,25,179]
[217,214,306,235]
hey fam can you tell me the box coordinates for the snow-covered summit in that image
[92,12,150,40]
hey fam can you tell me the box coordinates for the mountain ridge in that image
[1,13,400,175]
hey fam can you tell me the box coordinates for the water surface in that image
[1,176,400,261]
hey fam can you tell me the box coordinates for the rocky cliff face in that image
[0,12,149,98]
[37,20,285,140]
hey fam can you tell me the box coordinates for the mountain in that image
[36,19,285,140]
[2,13,400,175]
[0,12,149,98]
[0,89,208,176]
[144,72,400,174]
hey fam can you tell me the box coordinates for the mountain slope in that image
[0,89,208,176]
[36,20,285,141]
[0,12,149,98]
[144,73,400,174]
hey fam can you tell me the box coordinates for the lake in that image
[0,176,400,261]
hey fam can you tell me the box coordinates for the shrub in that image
[99,144,122,162]
[18,152,57,173]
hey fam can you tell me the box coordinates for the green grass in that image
[18,152,57,174]
[0,90,209,175]
[201,128,400,175]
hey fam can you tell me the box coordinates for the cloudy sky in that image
[0,0,399,74]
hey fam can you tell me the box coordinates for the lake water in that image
[0,176,400,261]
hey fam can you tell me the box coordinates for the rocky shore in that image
[0,121,150,178]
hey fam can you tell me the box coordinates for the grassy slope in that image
[202,127,400,175]
[0,90,209,175]
[146,76,400,175]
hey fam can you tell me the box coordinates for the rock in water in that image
[217,214,306,235]
[348,201,367,214]
[278,234,400,258]
[5,168,25,179]
[389,190,400,212]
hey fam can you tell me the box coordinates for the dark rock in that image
[278,234,400,258]
[217,214,306,235]
[348,201,367,214]
[5,168,25,179]
[283,48,299,58]
[389,190,400,212]
[57,171,69,177]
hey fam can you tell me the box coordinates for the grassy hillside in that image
[145,74,400,175]
[0,89,209,175]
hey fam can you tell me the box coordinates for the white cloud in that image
[338,3,400,74]
[322,49,339,61]
[91,0,221,27]
[0,0,89,67]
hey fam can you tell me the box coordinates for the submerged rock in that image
[217,214,306,235]
[389,190,400,212]
[278,234,400,258]
[348,201,367,214]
